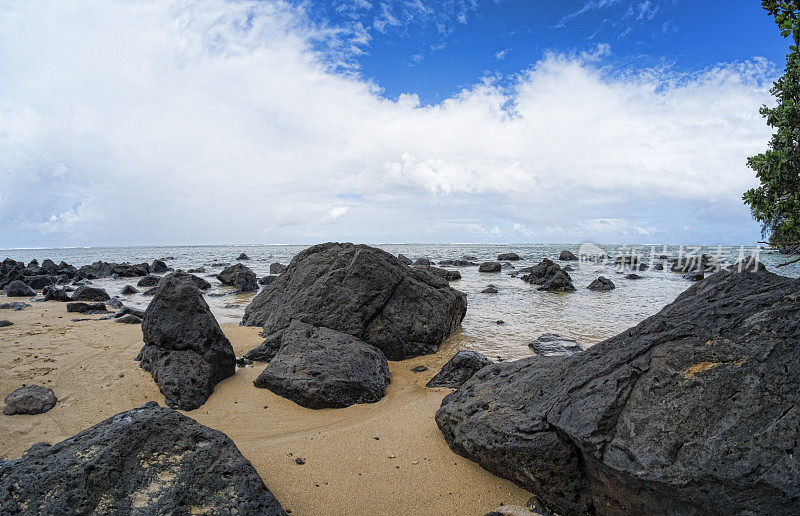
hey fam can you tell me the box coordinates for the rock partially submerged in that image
[436,260,800,514]
[254,321,390,409]
[478,262,501,273]
[558,250,578,261]
[587,276,615,291]
[528,333,582,356]
[120,284,139,295]
[137,272,236,410]
[426,351,492,388]
[497,253,521,261]
[237,252,250,261]
[242,243,467,361]
[671,253,720,273]
[520,259,576,292]
[150,259,169,273]
[137,274,161,287]
[217,263,258,292]
[0,402,285,515]
[3,385,57,415]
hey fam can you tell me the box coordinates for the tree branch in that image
[777,256,800,268]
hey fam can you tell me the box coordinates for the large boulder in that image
[23,275,56,290]
[71,286,111,302]
[269,262,287,275]
[150,259,169,273]
[478,261,502,273]
[528,333,582,356]
[671,253,720,274]
[558,250,578,261]
[3,385,57,415]
[3,280,35,297]
[66,302,109,314]
[587,276,615,291]
[521,259,576,292]
[253,321,390,409]
[426,351,492,388]
[0,402,285,515]
[436,260,800,515]
[242,243,467,361]
[137,274,161,287]
[137,272,236,410]
[217,263,258,292]
[42,286,72,301]
[497,253,521,261]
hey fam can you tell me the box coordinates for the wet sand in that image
[0,295,531,515]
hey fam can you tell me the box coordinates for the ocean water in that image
[2,243,797,360]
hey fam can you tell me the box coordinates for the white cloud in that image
[495,48,510,60]
[0,0,776,247]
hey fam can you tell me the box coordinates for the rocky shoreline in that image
[0,244,797,514]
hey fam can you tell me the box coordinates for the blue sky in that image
[305,0,786,103]
[0,0,791,247]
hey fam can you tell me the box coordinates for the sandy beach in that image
[0,295,531,515]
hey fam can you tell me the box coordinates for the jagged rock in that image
[501,262,515,270]
[653,263,664,271]
[269,262,287,275]
[237,253,250,261]
[71,286,110,302]
[151,259,169,273]
[497,253,521,261]
[42,286,72,301]
[242,333,282,363]
[397,254,413,265]
[3,280,35,297]
[520,259,575,292]
[426,351,492,388]
[137,272,236,410]
[0,302,30,311]
[528,333,583,356]
[188,267,206,273]
[242,243,467,361]
[481,285,498,294]
[66,302,109,314]
[217,264,258,292]
[3,385,57,415]
[120,284,139,295]
[137,274,160,287]
[414,258,431,266]
[558,250,578,261]
[538,270,575,292]
[107,297,124,309]
[253,321,389,409]
[440,259,478,266]
[479,262,502,273]
[625,273,643,280]
[23,275,56,290]
[415,265,461,281]
[0,402,286,514]
[436,260,799,515]
[587,276,615,291]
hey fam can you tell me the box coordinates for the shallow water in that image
[2,243,797,360]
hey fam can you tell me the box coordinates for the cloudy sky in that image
[0,0,788,247]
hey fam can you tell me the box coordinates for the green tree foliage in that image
[743,1,800,245]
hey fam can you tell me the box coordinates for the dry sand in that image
[0,295,531,515]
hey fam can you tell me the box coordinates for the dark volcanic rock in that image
[254,321,390,409]
[42,286,72,302]
[242,243,467,361]
[71,285,110,302]
[0,302,30,311]
[413,258,432,266]
[115,313,142,324]
[426,351,492,388]
[259,275,278,286]
[587,276,615,291]
[440,259,478,267]
[0,320,11,327]
[625,273,643,280]
[481,285,498,294]
[120,284,139,295]
[0,402,286,515]
[3,280,35,297]
[269,262,287,275]
[397,254,413,265]
[66,302,109,315]
[478,262,502,273]
[436,260,800,515]
[188,267,206,273]
[558,250,578,261]
[137,272,236,410]
[528,333,583,356]
[242,333,282,363]
[414,266,461,281]
[237,253,250,261]
[150,259,169,273]
[684,271,704,281]
[520,259,576,292]
[24,275,56,290]
[3,385,57,415]
[115,305,146,319]
[671,253,720,274]
[217,263,258,292]
[497,253,521,261]
[137,274,161,287]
